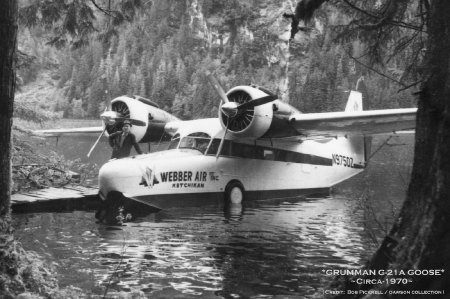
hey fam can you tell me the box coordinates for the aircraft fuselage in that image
[98,118,366,209]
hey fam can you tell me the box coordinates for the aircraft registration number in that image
[332,154,354,168]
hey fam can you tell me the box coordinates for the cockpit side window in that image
[168,134,181,150]
[179,132,211,154]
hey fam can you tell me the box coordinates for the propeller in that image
[86,98,146,158]
[102,101,146,127]
[110,117,146,127]
[206,72,278,160]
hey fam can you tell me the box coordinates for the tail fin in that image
[345,90,371,166]
[345,91,363,112]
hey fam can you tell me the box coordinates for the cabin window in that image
[179,132,211,154]
[207,139,259,159]
[274,149,287,162]
[206,139,219,155]
[232,142,256,159]
[168,134,180,150]
[206,138,332,166]
[263,149,275,160]
[207,139,274,160]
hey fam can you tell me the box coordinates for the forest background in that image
[15,0,417,126]
[9,0,450,297]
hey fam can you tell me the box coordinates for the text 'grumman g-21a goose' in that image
[34,73,417,211]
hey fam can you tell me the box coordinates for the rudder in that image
[345,90,363,112]
[345,90,371,166]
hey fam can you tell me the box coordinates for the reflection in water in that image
[13,194,383,298]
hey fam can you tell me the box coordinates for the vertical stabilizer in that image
[345,90,371,166]
[345,90,363,112]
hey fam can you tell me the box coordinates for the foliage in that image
[0,238,58,297]
[16,27,61,88]
[11,131,99,193]
[19,0,142,48]
[291,0,426,87]
[14,97,59,124]
[17,0,419,123]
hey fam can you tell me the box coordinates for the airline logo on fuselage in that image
[160,171,215,188]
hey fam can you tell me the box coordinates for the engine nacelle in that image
[219,86,274,139]
[106,96,179,143]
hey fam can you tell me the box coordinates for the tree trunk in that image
[375,0,450,290]
[332,1,450,297]
[0,0,17,234]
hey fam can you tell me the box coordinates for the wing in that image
[33,126,104,137]
[289,108,417,138]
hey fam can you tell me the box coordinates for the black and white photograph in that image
[1,0,448,298]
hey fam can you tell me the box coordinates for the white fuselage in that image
[98,118,366,209]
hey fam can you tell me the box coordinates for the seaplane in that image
[34,73,417,213]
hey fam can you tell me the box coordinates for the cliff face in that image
[185,0,309,102]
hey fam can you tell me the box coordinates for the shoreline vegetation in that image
[12,120,100,194]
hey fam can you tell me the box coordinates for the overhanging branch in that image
[347,50,406,87]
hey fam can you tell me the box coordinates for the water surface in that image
[14,192,395,298]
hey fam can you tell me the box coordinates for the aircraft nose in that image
[98,162,117,197]
[98,158,142,199]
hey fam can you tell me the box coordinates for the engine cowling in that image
[105,96,179,143]
[219,86,274,139]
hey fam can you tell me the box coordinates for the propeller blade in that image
[87,127,107,158]
[106,96,111,111]
[237,95,276,111]
[206,71,229,104]
[114,118,146,127]
[216,120,230,160]
[103,78,111,110]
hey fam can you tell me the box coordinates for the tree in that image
[0,0,19,295]
[0,0,16,215]
[288,0,449,296]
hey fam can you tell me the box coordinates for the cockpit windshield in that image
[178,132,211,154]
